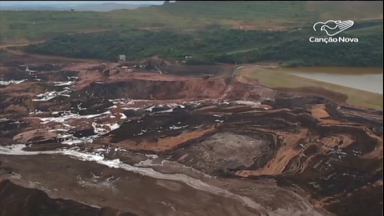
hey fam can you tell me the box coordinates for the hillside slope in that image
[0,3,147,11]
[22,27,383,67]
[307,1,383,20]
[0,1,382,44]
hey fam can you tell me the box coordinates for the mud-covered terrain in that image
[0,59,382,216]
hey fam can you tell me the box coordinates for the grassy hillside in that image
[215,32,383,67]
[307,1,383,20]
[0,3,148,11]
[238,66,383,109]
[22,26,383,67]
[348,22,383,35]
[0,1,382,44]
[71,3,150,11]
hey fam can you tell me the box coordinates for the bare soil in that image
[0,55,382,216]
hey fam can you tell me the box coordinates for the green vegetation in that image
[306,1,383,20]
[22,29,288,60]
[0,50,11,58]
[3,1,382,67]
[348,23,383,36]
[0,49,18,62]
[0,11,109,43]
[23,25,383,67]
[1,1,383,44]
[215,33,383,67]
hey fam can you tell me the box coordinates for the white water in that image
[234,100,261,107]
[33,88,72,101]
[0,80,26,85]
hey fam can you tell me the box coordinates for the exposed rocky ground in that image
[0,58,382,216]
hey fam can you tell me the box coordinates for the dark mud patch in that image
[108,111,220,143]
[69,99,114,115]
[27,63,67,71]
[273,87,348,104]
[0,119,29,138]
[0,179,137,216]
[0,154,261,216]
[1,69,30,81]
[38,70,79,82]
[160,65,232,77]
[170,132,272,174]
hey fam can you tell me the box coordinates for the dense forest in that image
[23,28,383,67]
[215,33,383,67]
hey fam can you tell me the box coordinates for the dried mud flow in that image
[0,59,382,216]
